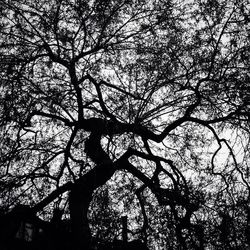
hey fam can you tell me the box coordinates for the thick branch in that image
[31,181,73,213]
[86,74,117,120]
[32,110,74,126]
[69,64,84,119]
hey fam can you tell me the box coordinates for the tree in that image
[0,0,250,249]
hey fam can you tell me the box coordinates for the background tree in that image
[0,0,250,249]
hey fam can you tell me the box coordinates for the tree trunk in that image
[69,182,92,250]
[69,132,115,250]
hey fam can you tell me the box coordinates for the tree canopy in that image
[0,0,250,249]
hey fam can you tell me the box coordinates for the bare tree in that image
[0,0,250,249]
